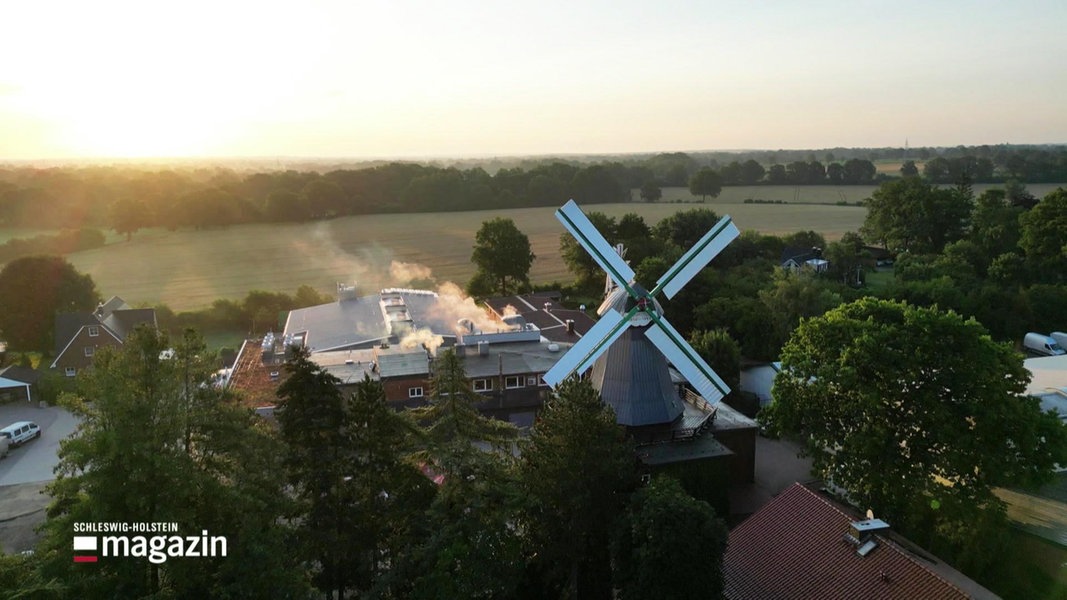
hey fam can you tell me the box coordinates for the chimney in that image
[844,518,890,557]
[543,302,551,311]
[566,319,575,333]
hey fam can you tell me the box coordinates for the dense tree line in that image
[3,146,1062,239]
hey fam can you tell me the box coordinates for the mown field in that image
[21,182,1064,311]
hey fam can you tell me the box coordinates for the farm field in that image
[38,182,1067,311]
[62,198,866,311]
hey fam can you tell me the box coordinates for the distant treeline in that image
[0,228,105,263]
[0,144,1064,232]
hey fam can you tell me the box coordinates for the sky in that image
[3,0,1066,161]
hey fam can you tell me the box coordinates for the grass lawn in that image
[200,330,247,353]
[864,268,894,291]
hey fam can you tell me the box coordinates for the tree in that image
[861,177,972,253]
[342,376,436,597]
[1019,187,1067,281]
[301,177,348,218]
[613,476,728,600]
[520,377,636,599]
[264,189,307,222]
[688,168,723,202]
[0,255,100,351]
[35,327,306,598]
[688,329,741,394]
[824,231,869,285]
[653,208,722,251]
[275,346,355,598]
[739,159,765,185]
[109,197,150,241]
[639,180,661,203]
[764,298,1067,566]
[471,217,535,296]
[404,349,523,599]
[900,160,919,177]
[561,212,616,291]
[969,189,1022,275]
[842,158,877,184]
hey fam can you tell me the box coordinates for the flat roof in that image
[1024,355,1067,419]
[637,434,733,466]
[310,349,378,385]
[460,340,570,379]
[284,289,458,353]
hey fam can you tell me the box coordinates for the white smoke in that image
[432,282,501,335]
[399,327,445,354]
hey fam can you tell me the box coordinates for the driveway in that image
[0,402,80,486]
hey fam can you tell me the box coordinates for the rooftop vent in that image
[337,283,359,302]
[844,517,890,557]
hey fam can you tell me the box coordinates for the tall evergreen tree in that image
[404,348,523,599]
[520,377,636,600]
[275,346,354,598]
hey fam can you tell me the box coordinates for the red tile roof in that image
[724,484,994,600]
[228,338,283,409]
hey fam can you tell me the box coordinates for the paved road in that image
[0,402,80,486]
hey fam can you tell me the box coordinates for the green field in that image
[32,183,1066,310]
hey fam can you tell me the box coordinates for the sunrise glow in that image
[3,0,1066,160]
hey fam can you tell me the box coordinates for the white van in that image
[1051,332,1067,351]
[1023,333,1066,357]
[0,421,41,447]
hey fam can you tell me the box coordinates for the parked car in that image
[0,421,41,447]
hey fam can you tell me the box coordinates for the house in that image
[50,296,157,376]
[0,365,39,403]
[724,483,999,599]
[739,361,781,409]
[780,246,829,273]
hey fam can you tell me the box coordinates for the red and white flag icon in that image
[73,536,98,563]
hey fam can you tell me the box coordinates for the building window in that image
[88,326,99,337]
[409,387,424,398]
[65,367,76,377]
[539,375,549,387]
[526,376,538,386]
[473,379,492,392]
[84,346,94,357]
[505,376,521,389]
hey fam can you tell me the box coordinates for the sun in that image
[58,97,230,159]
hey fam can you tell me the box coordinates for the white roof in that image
[1024,355,1067,419]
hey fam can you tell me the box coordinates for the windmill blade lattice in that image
[543,200,740,406]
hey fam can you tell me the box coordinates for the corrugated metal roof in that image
[284,290,458,353]
[724,484,993,600]
[588,326,683,427]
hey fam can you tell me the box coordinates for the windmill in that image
[543,200,740,428]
